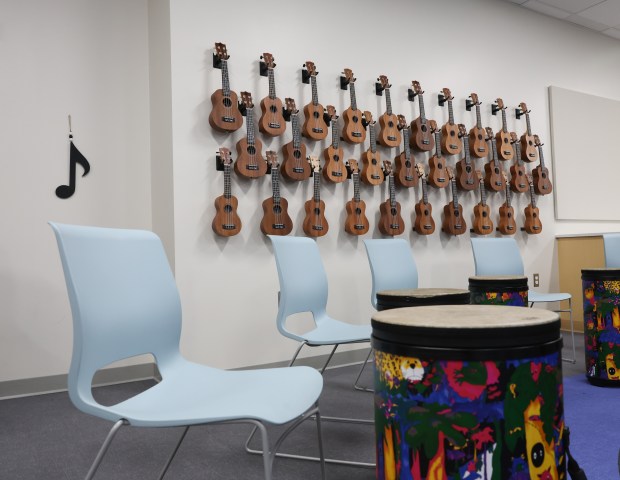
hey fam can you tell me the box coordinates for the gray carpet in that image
[0,334,585,480]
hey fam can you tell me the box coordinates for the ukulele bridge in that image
[222,116,236,123]
[293,167,305,173]
[529,153,536,158]
[246,165,259,171]
[482,225,491,230]
[388,136,396,141]
[222,224,237,230]
[449,144,457,149]
[495,181,502,186]
[389,223,400,229]
[405,176,414,181]
[354,225,365,230]
[331,171,343,177]
[438,178,445,183]
[477,148,485,153]
[422,140,429,145]
[503,150,511,155]
[271,224,285,230]
[423,225,432,230]
[312,127,324,134]
[507,226,514,230]
[268,122,281,128]
[371,174,381,180]
[352,132,362,137]
[312,225,324,231]
[533,226,541,231]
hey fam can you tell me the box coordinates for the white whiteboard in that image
[549,86,620,221]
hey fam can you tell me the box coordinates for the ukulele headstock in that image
[219,147,232,166]
[496,98,506,110]
[475,170,484,184]
[261,52,275,69]
[470,93,481,106]
[446,166,455,181]
[284,97,298,115]
[429,119,438,133]
[485,126,494,141]
[343,68,355,84]
[363,111,375,125]
[308,155,321,173]
[502,170,509,185]
[382,160,393,175]
[266,150,279,168]
[214,42,230,60]
[347,159,359,174]
[458,123,467,138]
[304,61,317,77]
[412,80,424,95]
[378,75,391,90]
[519,102,530,114]
[510,131,518,143]
[526,173,534,186]
[325,105,338,121]
[397,114,407,130]
[442,88,453,101]
[415,163,426,178]
[240,91,254,109]
[534,134,543,147]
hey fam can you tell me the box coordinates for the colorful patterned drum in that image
[469,275,529,307]
[372,305,564,480]
[376,288,470,311]
[582,268,620,386]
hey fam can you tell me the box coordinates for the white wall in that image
[0,0,152,382]
[169,0,620,369]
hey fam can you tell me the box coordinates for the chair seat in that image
[529,290,571,303]
[95,361,323,427]
[301,318,371,346]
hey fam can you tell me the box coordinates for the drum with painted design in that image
[469,275,529,307]
[372,304,564,480]
[376,288,469,311]
[582,268,620,386]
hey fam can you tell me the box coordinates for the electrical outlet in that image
[533,273,540,287]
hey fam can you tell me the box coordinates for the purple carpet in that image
[563,374,620,479]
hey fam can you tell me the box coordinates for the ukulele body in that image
[322,145,346,183]
[427,155,448,189]
[341,108,366,144]
[441,123,462,155]
[280,142,310,181]
[209,89,243,133]
[455,158,477,191]
[302,103,328,140]
[520,134,538,163]
[258,96,286,137]
[344,199,370,235]
[394,151,418,188]
[360,151,384,186]
[484,162,504,192]
[414,201,435,235]
[472,203,493,235]
[303,199,328,237]
[410,118,435,152]
[498,204,517,235]
[234,137,267,179]
[509,163,529,193]
[260,197,293,236]
[532,166,553,195]
[496,131,513,161]
[378,200,405,236]
[212,195,241,236]
[442,203,467,235]
[523,205,542,234]
[469,127,488,158]
[377,114,401,148]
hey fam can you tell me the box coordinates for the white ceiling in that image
[503,0,620,40]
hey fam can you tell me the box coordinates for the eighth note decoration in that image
[56,115,91,199]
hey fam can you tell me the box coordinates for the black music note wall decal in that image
[55,115,91,199]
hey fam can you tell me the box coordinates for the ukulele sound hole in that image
[352,116,359,123]
[478,134,483,140]
[424,209,429,216]
[223,98,233,108]
[450,131,455,137]
[355,208,362,215]
[421,125,427,133]
[494,168,499,174]
[372,159,377,165]
[333,155,340,161]
[314,208,321,215]
[466,166,472,173]
[293,150,301,159]
[454,211,460,217]
[269,105,277,113]
[391,208,397,216]
[272,205,282,214]
[247,146,256,155]
[405,161,411,168]
[504,138,509,143]
[313,111,320,119]
[508,213,512,218]
[542,172,547,179]
[482,211,487,217]
[224,205,233,213]
[388,121,394,128]
[438,163,443,169]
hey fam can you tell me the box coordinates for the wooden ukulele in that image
[472,170,493,235]
[303,156,329,237]
[212,148,242,236]
[413,163,435,235]
[532,135,553,195]
[360,111,384,186]
[494,98,513,161]
[483,127,505,192]
[440,88,462,155]
[340,68,366,144]
[523,174,542,234]
[209,43,243,133]
[301,61,328,141]
[519,102,538,163]
[378,161,405,236]
[409,81,434,152]
[258,53,286,137]
[344,160,370,235]
[427,120,448,189]
[394,114,418,188]
[234,92,267,179]
[322,105,346,183]
[280,98,310,181]
[376,75,401,148]
[260,151,293,236]
[497,171,517,235]
[455,124,477,191]
[509,131,528,193]
[468,93,488,158]
[442,167,467,235]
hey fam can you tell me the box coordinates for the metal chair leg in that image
[530,299,576,364]
[85,419,126,480]
[354,348,374,392]
[158,425,190,480]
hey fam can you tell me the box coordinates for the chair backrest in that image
[268,236,328,337]
[363,239,418,309]
[470,238,524,276]
[49,222,182,413]
[603,233,620,268]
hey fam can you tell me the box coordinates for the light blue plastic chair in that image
[363,238,419,310]
[263,235,373,467]
[603,233,620,267]
[49,223,325,480]
[470,237,575,363]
